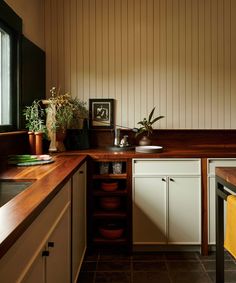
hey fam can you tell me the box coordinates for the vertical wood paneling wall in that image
[44,0,236,129]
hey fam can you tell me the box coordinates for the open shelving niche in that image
[87,158,132,253]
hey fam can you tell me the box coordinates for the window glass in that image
[0,26,11,125]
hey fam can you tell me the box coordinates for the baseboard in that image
[133,244,201,253]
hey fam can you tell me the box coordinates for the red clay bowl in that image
[99,224,124,239]
[101,182,118,192]
[99,197,121,210]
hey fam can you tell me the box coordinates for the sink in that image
[135,146,163,153]
[0,180,34,207]
[107,146,135,152]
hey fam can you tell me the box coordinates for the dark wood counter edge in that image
[0,155,87,259]
[65,147,236,159]
[215,167,236,187]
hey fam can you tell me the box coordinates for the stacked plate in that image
[135,146,163,153]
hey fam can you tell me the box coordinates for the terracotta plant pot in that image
[28,131,36,154]
[35,132,43,155]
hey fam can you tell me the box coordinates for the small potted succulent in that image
[136,107,164,145]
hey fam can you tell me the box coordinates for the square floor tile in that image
[199,251,234,261]
[170,271,212,283]
[167,261,204,272]
[208,271,236,282]
[99,253,132,261]
[84,251,99,262]
[77,271,95,283]
[95,271,131,283]
[133,271,171,283]
[133,261,167,271]
[80,261,97,272]
[202,260,236,271]
[96,261,131,271]
[165,252,199,261]
[133,252,166,261]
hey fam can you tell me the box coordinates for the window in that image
[0,1,22,132]
[0,22,18,132]
[0,25,11,126]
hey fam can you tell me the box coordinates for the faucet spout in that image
[114,128,120,146]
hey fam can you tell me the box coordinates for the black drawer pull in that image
[48,242,54,248]
[42,250,49,257]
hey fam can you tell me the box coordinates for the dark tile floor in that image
[77,250,236,283]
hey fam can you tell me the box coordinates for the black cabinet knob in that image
[48,242,54,248]
[162,178,166,182]
[42,250,49,257]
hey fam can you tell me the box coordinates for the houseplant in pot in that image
[23,100,47,155]
[136,107,164,146]
[44,87,89,152]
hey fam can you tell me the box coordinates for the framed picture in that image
[89,98,114,129]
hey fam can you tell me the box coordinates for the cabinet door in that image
[46,204,71,283]
[0,179,71,283]
[72,163,87,282]
[22,250,45,283]
[133,177,167,244]
[168,177,201,244]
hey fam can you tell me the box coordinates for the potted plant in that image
[136,107,164,145]
[23,100,47,155]
[44,87,89,152]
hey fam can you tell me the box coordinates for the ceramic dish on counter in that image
[135,145,163,153]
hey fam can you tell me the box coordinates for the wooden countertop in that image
[64,145,236,159]
[215,167,236,187]
[1,146,236,259]
[0,154,86,259]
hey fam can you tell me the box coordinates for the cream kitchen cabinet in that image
[133,159,201,247]
[71,162,87,283]
[0,180,71,283]
[207,158,236,245]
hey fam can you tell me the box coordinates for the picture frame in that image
[89,98,114,129]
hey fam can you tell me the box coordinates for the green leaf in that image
[137,121,144,125]
[150,115,165,125]
[148,107,155,123]
[135,127,146,137]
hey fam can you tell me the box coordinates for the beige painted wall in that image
[44,0,236,129]
[5,0,45,50]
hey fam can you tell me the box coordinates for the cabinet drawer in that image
[133,159,201,175]
[0,180,71,282]
[208,159,236,176]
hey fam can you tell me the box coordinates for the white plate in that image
[135,145,163,153]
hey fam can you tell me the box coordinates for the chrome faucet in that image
[113,126,138,147]
[114,128,121,146]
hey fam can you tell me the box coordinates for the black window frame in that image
[0,1,22,132]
